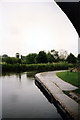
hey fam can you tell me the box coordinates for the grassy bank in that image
[1,62,73,73]
[56,71,80,87]
[57,71,80,98]
[56,71,80,103]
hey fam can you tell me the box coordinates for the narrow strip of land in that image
[35,70,79,120]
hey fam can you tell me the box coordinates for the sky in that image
[55,0,79,2]
[0,0,78,57]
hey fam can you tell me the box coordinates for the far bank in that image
[1,62,74,73]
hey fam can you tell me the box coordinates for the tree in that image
[2,54,8,58]
[4,57,19,64]
[26,53,37,64]
[36,51,48,63]
[2,54,8,63]
[59,49,68,61]
[51,49,59,62]
[21,56,26,64]
[67,53,76,63]
[4,57,13,64]
[47,52,54,63]
[77,54,80,63]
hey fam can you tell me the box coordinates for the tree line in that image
[1,49,80,64]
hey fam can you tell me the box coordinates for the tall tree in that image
[67,53,76,63]
[36,51,48,63]
[51,49,59,62]
[47,52,55,63]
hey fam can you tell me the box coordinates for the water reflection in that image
[26,71,39,78]
[2,72,62,118]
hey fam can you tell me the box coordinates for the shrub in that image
[2,62,69,73]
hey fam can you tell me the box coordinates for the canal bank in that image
[35,71,79,120]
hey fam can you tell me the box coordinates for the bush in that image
[2,62,69,73]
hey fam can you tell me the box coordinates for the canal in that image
[1,72,62,119]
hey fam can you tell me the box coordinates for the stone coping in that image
[35,71,79,120]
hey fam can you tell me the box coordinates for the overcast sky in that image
[55,0,79,2]
[0,0,78,57]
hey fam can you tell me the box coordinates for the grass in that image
[56,71,80,94]
[56,71,80,87]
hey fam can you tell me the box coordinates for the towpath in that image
[35,70,80,120]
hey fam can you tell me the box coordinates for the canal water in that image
[1,72,62,119]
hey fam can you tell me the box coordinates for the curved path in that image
[38,70,78,91]
[35,70,79,120]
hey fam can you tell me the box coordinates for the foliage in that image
[2,57,19,64]
[2,54,8,58]
[68,63,75,68]
[51,49,59,62]
[66,53,76,64]
[20,56,26,64]
[2,62,69,72]
[47,52,55,63]
[36,51,48,63]
[1,50,79,65]
[26,53,37,64]
[77,54,80,63]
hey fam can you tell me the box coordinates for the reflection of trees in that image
[26,71,37,78]
[2,72,14,76]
